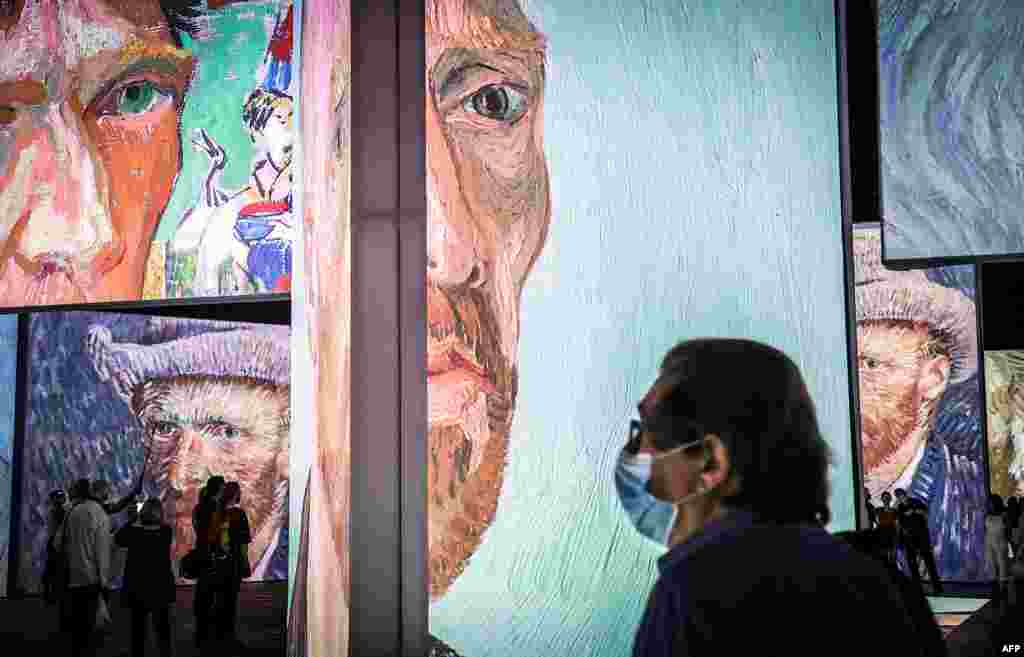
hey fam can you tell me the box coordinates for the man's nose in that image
[167,430,201,495]
[426,106,484,290]
[14,102,117,271]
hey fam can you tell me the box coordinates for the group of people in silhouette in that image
[43,474,251,657]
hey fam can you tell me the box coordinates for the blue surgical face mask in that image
[615,441,707,546]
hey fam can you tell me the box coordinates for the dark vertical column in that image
[398,0,427,656]
[7,313,31,598]
[350,1,403,656]
[834,0,868,529]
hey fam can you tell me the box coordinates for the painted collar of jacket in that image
[908,433,945,513]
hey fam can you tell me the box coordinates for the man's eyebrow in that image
[82,38,192,106]
[437,61,504,99]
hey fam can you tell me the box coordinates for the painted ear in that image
[920,355,951,404]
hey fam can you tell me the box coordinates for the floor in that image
[0,581,285,656]
[0,581,1017,657]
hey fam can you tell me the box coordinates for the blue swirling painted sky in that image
[880,0,1024,260]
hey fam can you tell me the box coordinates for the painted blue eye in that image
[463,84,528,123]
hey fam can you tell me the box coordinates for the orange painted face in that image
[425,0,550,599]
[0,0,193,307]
[857,320,947,479]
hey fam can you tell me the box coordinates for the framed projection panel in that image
[852,224,988,581]
[878,0,1024,263]
[285,1,351,656]
[0,317,17,597]
[426,2,853,656]
[0,0,296,310]
[16,311,290,595]
[984,351,1024,499]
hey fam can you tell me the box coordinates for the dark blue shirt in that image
[632,509,938,657]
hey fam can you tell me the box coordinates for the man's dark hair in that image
[70,478,91,501]
[646,338,832,525]
[222,481,242,507]
[160,0,204,45]
[990,493,1006,515]
[203,475,226,502]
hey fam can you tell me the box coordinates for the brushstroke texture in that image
[286,0,350,655]
[430,2,851,656]
[879,0,1024,260]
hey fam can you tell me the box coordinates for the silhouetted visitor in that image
[864,487,880,528]
[56,479,113,657]
[192,475,226,653]
[894,488,942,593]
[875,491,899,564]
[115,498,175,657]
[216,481,252,651]
[986,494,1012,603]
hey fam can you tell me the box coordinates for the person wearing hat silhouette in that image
[854,228,986,580]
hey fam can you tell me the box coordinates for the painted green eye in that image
[463,84,528,123]
[115,81,161,115]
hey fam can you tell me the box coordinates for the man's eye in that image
[151,421,178,437]
[462,84,528,123]
[860,356,881,370]
[205,421,240,440]
[111,81,167,116]
[0,106,15,125]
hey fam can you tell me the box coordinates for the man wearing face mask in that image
[617,339,935,657]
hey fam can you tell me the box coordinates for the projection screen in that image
[0,0,296,309]
[878,0,1024,263]
[852,224,987,582]
[426,2,854,655]
[16,311,289,594]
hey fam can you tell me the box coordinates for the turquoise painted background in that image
[156,1,282,242]
[429,2,854,656]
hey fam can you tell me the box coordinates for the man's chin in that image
[0,268,93,307]
[427,417,510,599]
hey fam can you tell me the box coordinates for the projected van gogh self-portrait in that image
[429,2,854,656]
[985,351,1024,499]
[0,0,293,309]
[17,312,289,594]
[426,1,549,599]
[853,226,986,581]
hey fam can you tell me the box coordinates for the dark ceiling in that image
[844,1,1024,352]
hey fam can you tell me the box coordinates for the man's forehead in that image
[426,0,545,52]
[857,319,930,344]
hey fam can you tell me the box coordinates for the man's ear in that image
[699,434,734,494]
[919,355,951,404]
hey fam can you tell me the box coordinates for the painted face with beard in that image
[857,319,950,498]
[426,0,550,598]
[131,375,289,574]
[0,0,194,307]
